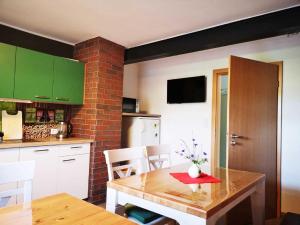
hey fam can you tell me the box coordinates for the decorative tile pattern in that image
[23,123,59,139]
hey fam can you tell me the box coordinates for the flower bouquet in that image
[175,138,208,178]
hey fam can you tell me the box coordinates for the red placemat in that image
[170,172,221,184]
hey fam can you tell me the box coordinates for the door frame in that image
[211,68,228,170]
[211,61,283,217]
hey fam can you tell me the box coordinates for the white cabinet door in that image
[19,146,57,200]
[0,148,19,206]
[57,154,89,199]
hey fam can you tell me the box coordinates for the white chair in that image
[104,146,146,181]
[145,145,172,171]
[104,147,174,225]
[0,161,35,207]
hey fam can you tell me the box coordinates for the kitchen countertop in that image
[0,137,94,149]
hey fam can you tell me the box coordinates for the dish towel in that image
[170,172,221,184]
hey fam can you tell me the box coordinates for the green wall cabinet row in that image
[0,43,84,105]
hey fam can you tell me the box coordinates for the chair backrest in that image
[145,145,172,171]
[104,147,146,181]
[0,161,35,207]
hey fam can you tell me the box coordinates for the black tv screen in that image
[167,76,206,103]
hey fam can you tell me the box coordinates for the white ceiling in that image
[0,0,299,48]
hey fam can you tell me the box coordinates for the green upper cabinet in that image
[0,43,16,98]
[0,43,84,104]
[14,47,54,102]
[53,57,84,105]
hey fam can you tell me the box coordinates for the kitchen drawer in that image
[55,143,90,157]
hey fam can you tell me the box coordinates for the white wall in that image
[123,34,300,213]
[123,64,139,98]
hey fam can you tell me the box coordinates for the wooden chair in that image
[145,145,172,171]
[104,147,174,225]
[0,161,35,207]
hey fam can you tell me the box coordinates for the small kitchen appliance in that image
[122,97,140,113]
[56,122,72,139]
[56,122,68,139]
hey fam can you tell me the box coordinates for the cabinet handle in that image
[35,95,50,99]
[62,158,76,162]
[71,146,82,149]
[34,149,49,152]
[56,97,70,101]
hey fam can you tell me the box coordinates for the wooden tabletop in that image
[0,193,136,225]
[107,164,265,219]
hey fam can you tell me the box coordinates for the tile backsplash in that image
[23,123,59,139]
[0,102,73,138]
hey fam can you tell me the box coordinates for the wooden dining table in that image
[106,164,265,225]
[0,193,136,225]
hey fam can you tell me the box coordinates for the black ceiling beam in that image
[125,6,300,64]
[0,24,74,58]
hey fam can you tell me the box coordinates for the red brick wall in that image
[71,37,124,203]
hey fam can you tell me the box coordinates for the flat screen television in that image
[167,76,206,103]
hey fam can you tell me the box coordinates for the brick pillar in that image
[71,37,124,203]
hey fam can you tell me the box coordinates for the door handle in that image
[230,140,237,145]
[230,134,240,139]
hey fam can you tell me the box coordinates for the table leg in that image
[106,187,117,213]
[251,180,265,225]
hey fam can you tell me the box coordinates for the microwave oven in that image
[122,97,139,113]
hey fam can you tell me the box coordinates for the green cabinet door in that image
[14,47,54,102]
[0,43,16,98]
[53,57,84,105]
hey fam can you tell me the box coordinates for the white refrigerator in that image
[121,116,160,148]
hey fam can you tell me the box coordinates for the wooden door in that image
[227,56,278,224]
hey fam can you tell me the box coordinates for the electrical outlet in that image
[50,128,58,135]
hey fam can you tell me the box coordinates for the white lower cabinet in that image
[0,148,19,206]
[19,146,57,200]
[57,154,89,199]
[19,143,90,201]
